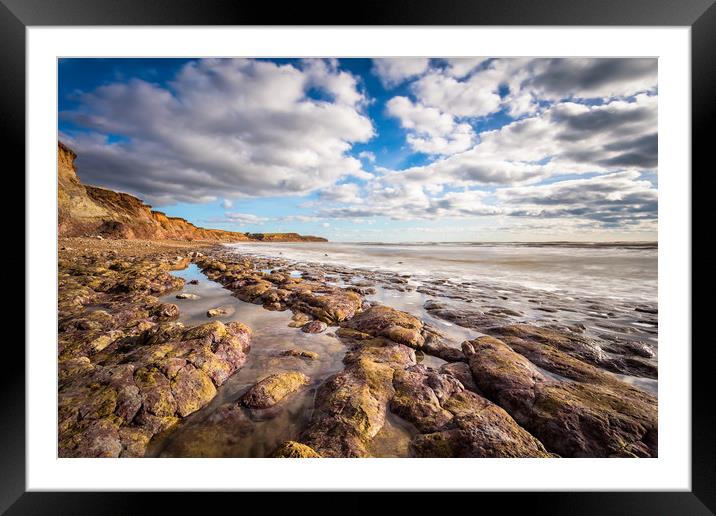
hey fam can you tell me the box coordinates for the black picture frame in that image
[4,0,711,512]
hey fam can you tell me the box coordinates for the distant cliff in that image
[57,142,327,243]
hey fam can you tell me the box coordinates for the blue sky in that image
[59,58,658,242]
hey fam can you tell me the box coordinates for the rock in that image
[440,362,481,394]
[461,336,657,457]
[302,320,328,333]
[411,389,554,458]
[300,335,416,457]
[424,299,447,310]
[341,305,428,349]
[271,441,321,458]
[176,293,200,300]
[290,288,363,324]
[389,364,552,458]
[424,302,505,331]
[391,366,459,433]
[603,339,656,359]
[241,372,310,409]
[288,312,312,328]
[170,364,218,417]
[207,305,235,318]
[422,340,465,362]
[489,323,657,379]
[280,349,320,361]
[58,320,252,458]
[188,279,199,285]
[155,303,180,320]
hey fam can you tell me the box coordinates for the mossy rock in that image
[182,321,227,341]
[170,364,217,417]
[271,441,321,458]
[241,371,310,409]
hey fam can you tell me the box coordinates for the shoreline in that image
[57,237,658,458]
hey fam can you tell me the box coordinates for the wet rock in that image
[440,362,481,394]
[176,293,200,300]
[489,323,656,379]
[391,366,458,433]
[341,305,428,349]
[155,303,180,320]
[300,335,416,457]
[345,285,376,295]
[280,349,320,361]
[287,311,312,328]
[424,299,447,310]
[290,288,362,324]
[188,279,199,285]
[462,336,657,457]
[601,338,656,359]
[241,372,310,409]
[389,365,553,458]
[271,441,321,458]
[302,320,328,333]
[422,340,466,362]
[59,320,252,458]
[207,305,235,318]
[424,302,505,331]
[411,389,554,458]
[170,364,218,417]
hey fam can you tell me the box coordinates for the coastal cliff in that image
[57,142,326,243]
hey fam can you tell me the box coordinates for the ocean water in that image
[227,241,658,304]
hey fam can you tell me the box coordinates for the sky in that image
[58,57,658,242]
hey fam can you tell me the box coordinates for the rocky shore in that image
[57,237,657,458]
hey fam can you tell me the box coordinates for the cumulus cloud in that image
[221,199,233,209]
[372,58,430,88]
[318,183,364,204]
[61,58,373,205]
[411,66,504,118]
[313,93,657,227]
[358,150,376,163]
[386,96,473,154]
[400,57,657,123]
[498,170,657,226]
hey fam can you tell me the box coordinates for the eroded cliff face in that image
[57,142,326,243]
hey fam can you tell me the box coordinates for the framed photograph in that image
[6,0,711,511]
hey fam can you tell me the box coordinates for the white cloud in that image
[221,198,233,209]
[497,170,657,226]
[311,94,657,227]
[358,150,376,162]
[411,65,504,118]
[62,58,373,205]
[386,96,473,155]
[318,183,364,204]
[372,58,430,88]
